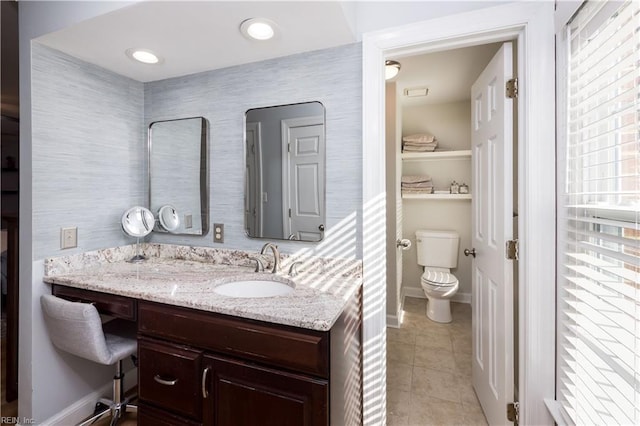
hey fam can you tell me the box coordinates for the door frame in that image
[361,2,555,425]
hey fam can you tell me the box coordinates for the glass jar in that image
[450,180,459,194]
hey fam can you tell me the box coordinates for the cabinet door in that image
[203,355,328,426]
[139,338,203,421]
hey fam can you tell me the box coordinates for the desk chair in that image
[41,294,138,426]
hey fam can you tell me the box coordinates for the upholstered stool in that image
[41,294,138,426]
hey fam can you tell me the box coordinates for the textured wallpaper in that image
[145,43,363,259]
[31,43,145,260]
[31,42,362,261]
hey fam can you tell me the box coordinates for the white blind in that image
[557,1,640,425]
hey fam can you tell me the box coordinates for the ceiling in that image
[33,1,502,103]
[37,1,356,83]
[389,43,502,106]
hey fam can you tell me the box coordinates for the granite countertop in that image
[43,243,362,331]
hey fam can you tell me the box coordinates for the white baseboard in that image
[386,309,405,328]
[401,286,471,304]
[40,367,137,426]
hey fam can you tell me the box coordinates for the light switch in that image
[185,214,193,229]
[213,223,224,243]
[61,227,77,249]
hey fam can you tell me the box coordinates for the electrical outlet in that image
[213,223,224,243]
[60,227,77,249]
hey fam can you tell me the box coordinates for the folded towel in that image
[402,175,432,184]
[403,139,437,146]
[402,133,436,143]
[402,188,434,194]
[403,144,437,152]
[401,181,434,189]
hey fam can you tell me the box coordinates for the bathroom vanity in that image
[44,244,363,426]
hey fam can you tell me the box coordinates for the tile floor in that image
[387,297,488,426]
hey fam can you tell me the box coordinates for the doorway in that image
[385,40,517,425]
[361,3,556,425]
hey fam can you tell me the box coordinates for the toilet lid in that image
[422,270,457,286]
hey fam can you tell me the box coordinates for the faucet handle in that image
[249,257,265,273]
[288,261,302,277]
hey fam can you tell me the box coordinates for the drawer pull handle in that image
[202,367,211,398]
[153,375,178,386]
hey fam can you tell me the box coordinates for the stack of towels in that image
[401,175,433,195]
[402,133,438,152]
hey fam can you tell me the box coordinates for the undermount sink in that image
[214,278,295,298]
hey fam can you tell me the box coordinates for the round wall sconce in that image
[385,60,401,80]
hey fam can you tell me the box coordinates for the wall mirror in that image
[245,102,326,242]
[149,117,208,235]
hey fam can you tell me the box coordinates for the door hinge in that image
[507,401,520,423]
[287,142,290,153]
[288,208,291,218]
[506,239,519,260]
[506,78,518,99]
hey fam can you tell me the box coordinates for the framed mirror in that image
[244,102,325,242]
[149,117,208,235]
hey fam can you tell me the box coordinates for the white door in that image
[470,43,514,425]
[282,117,325,241]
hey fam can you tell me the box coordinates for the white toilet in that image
[415,229,460,323]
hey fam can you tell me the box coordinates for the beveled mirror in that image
[244,102,325,242]
[149,117,208,235]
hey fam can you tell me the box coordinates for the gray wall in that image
[32,44,145,259]
[145,43,363,259]
[28,41,143,422]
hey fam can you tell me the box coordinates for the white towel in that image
[402,175,432,184]
[403,145,437,152]
[402,188,434,194]
[401,181,434,189]
[402,133,436,143]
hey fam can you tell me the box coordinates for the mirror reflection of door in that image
[244,102,326,242]
[245,122,263,237]
[282,116,325,241]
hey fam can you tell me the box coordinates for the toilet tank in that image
[415,230,460,268]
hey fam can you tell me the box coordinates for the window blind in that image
[557,1,640,425]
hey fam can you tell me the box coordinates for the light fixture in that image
[385,60,401,80]
[125,48,162,65]
[240,18,276,41]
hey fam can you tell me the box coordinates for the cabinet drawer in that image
[52,284,136,321]
[138,402,202,426]
[138,338,203,421]
[138,301,329,378]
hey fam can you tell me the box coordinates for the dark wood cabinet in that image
[203,355,328,426]
[138,338,203,421]
[48,284,362,425]
[137,296,362,426]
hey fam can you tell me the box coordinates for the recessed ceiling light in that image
[125,48,162,65]
[240,18,276,41]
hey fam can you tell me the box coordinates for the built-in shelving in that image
[402,193,472,200]
[401,149,472,162]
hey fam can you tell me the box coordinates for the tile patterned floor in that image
[387,297,488,426]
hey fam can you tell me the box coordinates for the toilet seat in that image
[421,269,458,287]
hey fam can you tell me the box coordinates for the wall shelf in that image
[401,150,472,162]
[402,193,472,200]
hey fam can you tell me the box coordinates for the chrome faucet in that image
[288,261,302,277]
[260,242,280,274]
